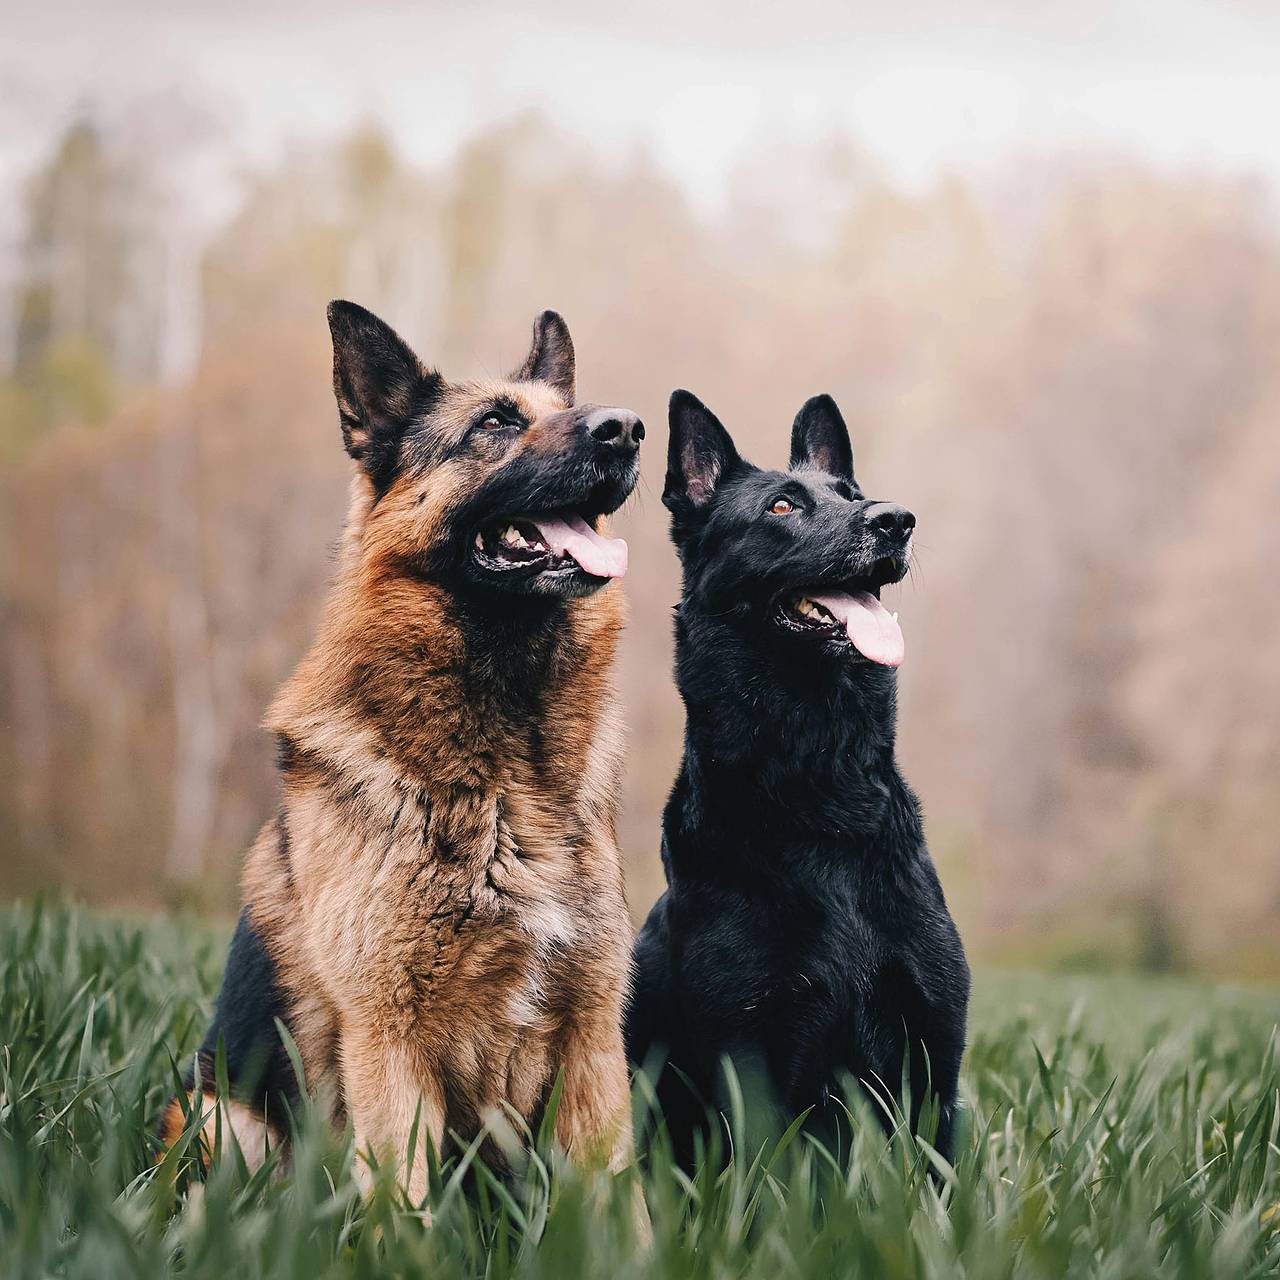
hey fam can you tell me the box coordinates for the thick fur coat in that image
[164,304,644,1198]
[626,391,970,1163]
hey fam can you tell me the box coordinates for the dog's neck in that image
[679,609,899,757]
[666,609,913,867]
[270,558,621,789]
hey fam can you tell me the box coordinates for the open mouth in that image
[473,510,628,582]
[776,571,905,667]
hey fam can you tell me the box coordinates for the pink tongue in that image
[810,590,904,667]
[528,513,629,579]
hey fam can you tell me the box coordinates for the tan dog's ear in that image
[327,300,442,489]
[511,310,576,403]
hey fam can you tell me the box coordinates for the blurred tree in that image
[2,117,1279,971]
[2,104,211,457]
[14,119,125,381]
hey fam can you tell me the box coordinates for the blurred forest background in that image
[3,2,1279,978]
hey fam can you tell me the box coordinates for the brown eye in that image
[769,497,795,515]
[480,413,507,429]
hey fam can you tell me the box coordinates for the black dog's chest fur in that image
[631,755,968,1135]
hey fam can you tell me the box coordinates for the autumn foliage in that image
[3,118,1278,974]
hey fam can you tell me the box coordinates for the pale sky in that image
[4,0,1280,216]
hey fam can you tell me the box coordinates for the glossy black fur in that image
[626,391,970,1165]
[191,908,299,1120]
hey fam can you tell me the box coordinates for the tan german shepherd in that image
[162,302,644,1201]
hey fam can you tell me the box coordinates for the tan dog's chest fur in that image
[239,573,633,1185]
[245,600,631,1154]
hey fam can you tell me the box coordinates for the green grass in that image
[2,902,1279,1279]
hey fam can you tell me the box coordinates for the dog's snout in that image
[584,407,644,453]
[865,502,916,543]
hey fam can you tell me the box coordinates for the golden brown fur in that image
[169,305,639,1201]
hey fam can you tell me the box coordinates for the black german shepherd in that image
[626,390,970,1163]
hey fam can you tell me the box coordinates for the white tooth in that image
[475,532,484,550]
[503,525,521,546]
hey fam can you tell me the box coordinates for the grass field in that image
[2,902,1279,1279]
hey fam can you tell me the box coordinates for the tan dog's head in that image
[328,301,643,601]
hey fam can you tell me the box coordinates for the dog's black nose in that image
[865,502,916,543]
[585,407,644,453]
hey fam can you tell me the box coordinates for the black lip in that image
[774,599,851,642]
[473,533,605,582]
[474,551,607,585]
[473,514,595,576]
[769,552,906,648]
[861,554,908,590]
[460,450,639,597]
[469,527,613,599]
[470,486,628,586]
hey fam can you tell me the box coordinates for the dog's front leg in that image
[340,1024,443,1206]
[555,1022,634,1173]
[556,1020,652,1241]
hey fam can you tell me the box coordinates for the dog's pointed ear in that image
[664,390,740,514]
[512,310,575,402]
[327,300,441,488]
[790,394,854,481]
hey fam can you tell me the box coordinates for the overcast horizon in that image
[5,0,1280,228]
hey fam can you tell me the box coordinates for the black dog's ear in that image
[327,301,440,488]
[790,394,854,481]
[511,310,576,402]
[664,390,740,513]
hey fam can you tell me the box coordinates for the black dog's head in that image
[329,300,643,602]
[664,390,913,668]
